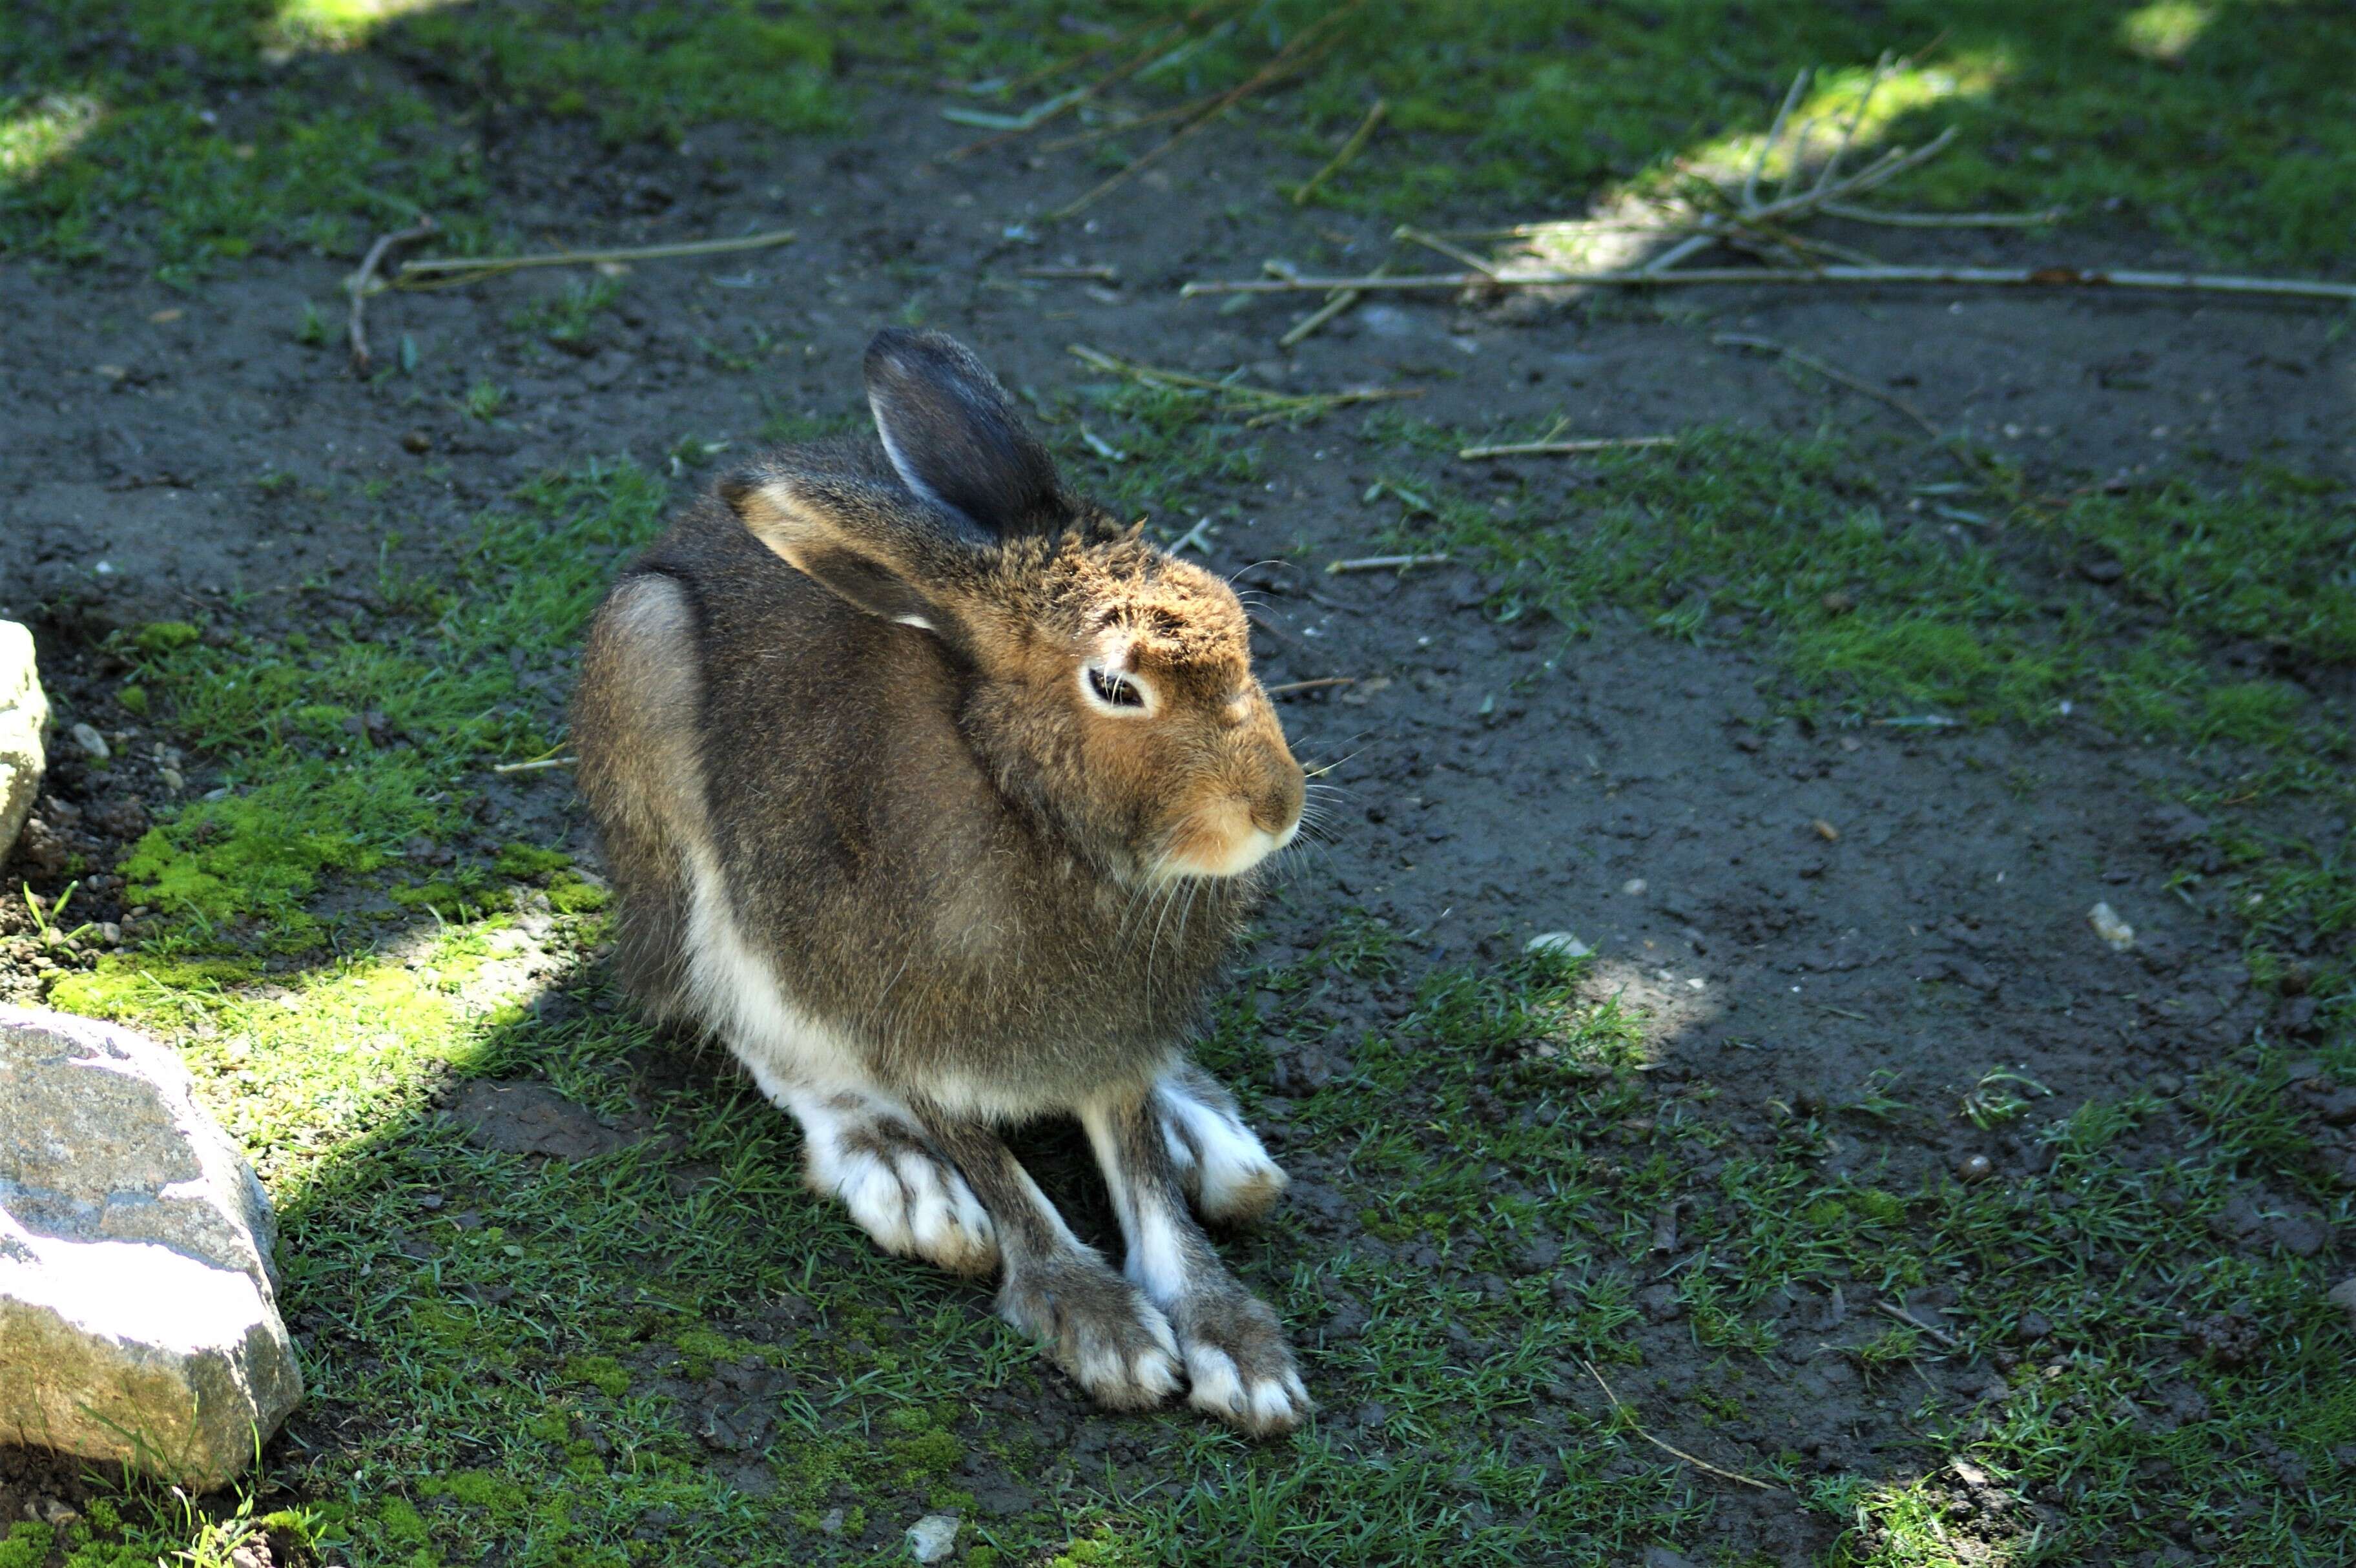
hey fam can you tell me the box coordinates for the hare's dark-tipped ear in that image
[864,327,1064,537]
[719,468,974,634]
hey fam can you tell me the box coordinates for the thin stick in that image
[1168,517,1215,555]
[1713,332,1938,437]
[1876,1300,1961,1350]
[1266,677,1358,696]
[944,0,1241,162]
[1458,435,1677,460]
[1019,264,1120,282]
[1581,1360,1781,1492]
[398,229,796,282]
[1067,343,1417,417]
[1819,201,2063,228]
[1038,94,1214,152]
[1395,225,1498,277]
[491,756,577,775]
[1180,261,2356,303]
[1049,0,1360,220]
[348,216,437,373]
[1294,98,1386,205]
[1744,69,1810,211]
[1327,553,1451,574]
[1278,259,1387,349]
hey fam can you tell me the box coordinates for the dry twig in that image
[1265,677,1358,697]
[1327,553,1451,575]
[1067,343,1417,424]
[1278,258,1389,349]
[348,216,437,374]
[1181,262,2356,303]
[1582,1360,1782,1492]
[398,229,796,285]
[491,756,577,775]
[1712,332,1938,437]
[1019,264,1121,282]
[1049,0,1361,220]
[943,0,1242,161]
[1460,434,1676,460]
[1294,98,1386,205]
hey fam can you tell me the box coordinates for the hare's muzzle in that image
[1158,721,1305,881]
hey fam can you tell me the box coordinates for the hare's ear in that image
[864,327,1064,538]
[719,469,975,635]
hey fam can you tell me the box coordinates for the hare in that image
[573,328,1312,1433]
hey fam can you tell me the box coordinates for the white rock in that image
[0,1007,302,1489]
[906,1512,960,1563]
[1620,878,1648,896]
[2087,902,2135,952]
[1525,931,1593,959]
[0,622,45,862]
[68,721,110,763]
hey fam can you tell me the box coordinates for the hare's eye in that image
[1085,664,1148,710]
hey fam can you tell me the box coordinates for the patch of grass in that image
[107,460,667,945]
[510,276,625,347]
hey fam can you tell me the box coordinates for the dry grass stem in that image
[490,756,577,775]
[398,229,795,284]
[1582,1360,1783,1492]
[1018,264,1120,282]
[1876,1300,1962,1349]
[1327,553,1452,575]
[1180,263,2356,303]
[1394,225,1498,276]
[1265,677,1358,696]
[1458,435,1677,460]
[1048,0,1361,220]
[347,215,437,373]
[1293,98,1387,205]
[1278,258,1390,348]
[1713,332,1939,437]
[1066,343,1418,424]
[942,0,1241,161]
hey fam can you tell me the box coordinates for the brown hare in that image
[573,328,1311,1433]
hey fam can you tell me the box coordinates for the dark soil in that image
[3,81,2350,1565]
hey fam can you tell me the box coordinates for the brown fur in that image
[572,340,1303,1116]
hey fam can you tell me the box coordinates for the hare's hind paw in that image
[1000,1257,1182,1411]
[794,1090,999,1277]
[1157,1067,1288,1224]
[1172,1287,1310,1437]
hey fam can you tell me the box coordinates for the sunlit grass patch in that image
[0,91,104,184]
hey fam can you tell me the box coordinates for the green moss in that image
[494,843,573,878]
[564,1355,632,1399]
[377,1497,430,1549]
[130,621,202,654]
[46,952,261,1017]
[545,873,610,914]
[0,1522,54,1568]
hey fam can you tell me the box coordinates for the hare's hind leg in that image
[1081,1093,1309,1437]
[575,573,705,1024]
[738,1065,1000,1279]
[1154,1060,1288,1224]
[922,1119,1183,1412]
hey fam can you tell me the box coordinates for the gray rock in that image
[0,1007,302,1489]
[0,622,45,861]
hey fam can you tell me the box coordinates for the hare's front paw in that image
[801,1095,998,1277]
[1170,1287,1310,1436]
[999,1257,1182,1411]
[1157,1077,1288,1224]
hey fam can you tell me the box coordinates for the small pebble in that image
[2087,902,2135,952]
[2328,1278,2356,1330]
[69,721,110,761]
[1621,878,1648,896]
[1955,1153,1994,1184]
[906,1512,960,1563]
[1525,931,1591,959]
